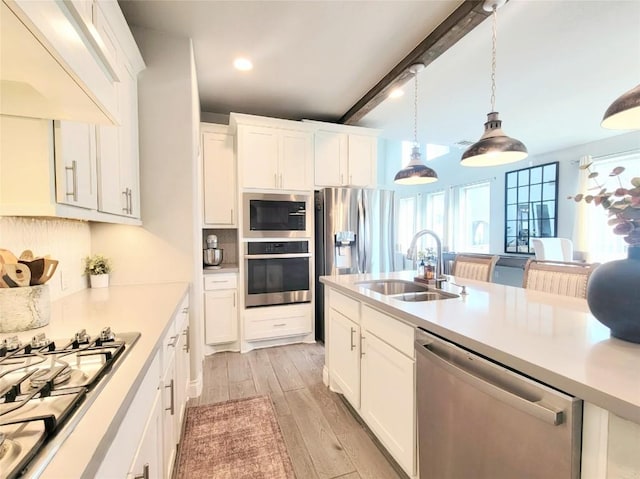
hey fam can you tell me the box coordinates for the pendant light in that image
[394,64,438,185]
[461,0,528,167]
[601,83,640,130]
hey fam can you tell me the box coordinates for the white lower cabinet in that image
[127,389,162,479]
[96,293,190,479]
[162,356,177,478]
[243,303,312,342]
[326,288,416,477]
[361,332,415,475]
[328,309,361,408]
[204,273,238,345]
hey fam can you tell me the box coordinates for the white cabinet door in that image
[118,64,140,218]
[239,125,279,189]
[347,134,377,187]
[329,309,360,409]
[205,290,238,345]
[203,131,236,226]
[127,389,162,479]
[97,57,140,218]
[162,357,177,479]
[314,130,347,187]
[54,121,97,209]
[175,303,190,436]
[280,129,312,190]
[361,332,415,476]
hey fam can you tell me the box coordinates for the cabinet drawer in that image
[161,319,178,373]
[362,304,414,358]
[329,289,360,321]
[204,273,237,291]
[244,310,311,341]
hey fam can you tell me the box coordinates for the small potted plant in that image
[84,254,112,288]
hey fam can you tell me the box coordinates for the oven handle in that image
[245,253,311,259]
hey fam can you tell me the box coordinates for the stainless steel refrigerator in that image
[314,187,395,341]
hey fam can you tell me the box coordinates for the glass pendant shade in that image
[460,112,528,167]
[394,146,438,184]
[601,83,640,130]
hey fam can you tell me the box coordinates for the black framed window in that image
[505,161,559,254]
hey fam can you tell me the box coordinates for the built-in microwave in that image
[243,192,311,238]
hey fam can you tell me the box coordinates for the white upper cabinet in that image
[54,121,98,210]
[202,124,236,227]
[309,121,379,188]
[0,1,144,224]
[97,62,140,219]
[0,0,119,124]
[231,113,314,191]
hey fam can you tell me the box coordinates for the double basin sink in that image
[356,279,459,302]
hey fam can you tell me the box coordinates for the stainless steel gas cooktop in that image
[0,328,140,479]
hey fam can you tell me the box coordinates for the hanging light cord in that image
[490,5,497,112]
[414,69,419,145]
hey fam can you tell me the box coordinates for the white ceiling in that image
[119,0,640,157]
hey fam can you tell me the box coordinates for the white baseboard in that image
[188,371,202,398]
[322,365,329,387]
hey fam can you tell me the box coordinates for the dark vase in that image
[587,246,640,343]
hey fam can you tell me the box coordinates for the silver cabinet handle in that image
[279,173,283,188]
[165,379,175,415]
[273,323,286,327]
[418,342,564,425]
[183,326,190,353]
[182,307,189,314]
[168,335,178,348]
[122,188,129,213]
[274,173,278,187]
[230,208,234,224]
[233,292,236,308]
[134,464,150,479]
[65,160,78,201]
[127,188,133,215]
[350,327,356,351]
[360,335,366,357]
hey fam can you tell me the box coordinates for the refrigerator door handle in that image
[357,191,367,274]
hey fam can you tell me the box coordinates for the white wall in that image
[379,130,640,255]
[90,27,202,387]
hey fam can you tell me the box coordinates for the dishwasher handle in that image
[417,339,564,426]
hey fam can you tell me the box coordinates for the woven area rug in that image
[175,395,295,479]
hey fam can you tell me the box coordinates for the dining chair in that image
[522,259,599,298]
[452,254,499,282]
[531,238,574,262]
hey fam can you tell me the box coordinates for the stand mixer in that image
[203,235,223,268]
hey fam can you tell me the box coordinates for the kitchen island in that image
[320,271,640,478]
[0,282,189,478]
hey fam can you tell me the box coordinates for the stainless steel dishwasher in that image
[415,328,582,479]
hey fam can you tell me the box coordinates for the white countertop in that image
[203,264,238,274]
[320,271,640,423]
[1,282,189,478]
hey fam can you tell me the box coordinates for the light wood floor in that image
[187,342,405,479]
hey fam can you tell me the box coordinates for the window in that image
[584,152,638,263]
[454,182,491,253]
[425,191,445,240]
[397,196,416,254]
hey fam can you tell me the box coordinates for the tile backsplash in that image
[0,217,91,300]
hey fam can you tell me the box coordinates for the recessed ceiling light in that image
[388,88,404,99]
[233,57,253,71]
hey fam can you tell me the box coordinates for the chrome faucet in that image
[407,229,443,279]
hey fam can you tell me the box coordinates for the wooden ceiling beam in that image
[339,1,490,125]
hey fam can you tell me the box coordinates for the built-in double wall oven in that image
[244,240,311,307]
